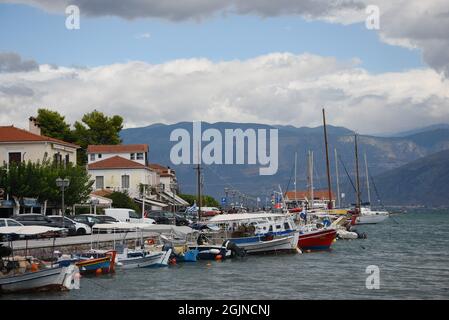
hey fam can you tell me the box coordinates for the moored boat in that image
[297,228,336,251]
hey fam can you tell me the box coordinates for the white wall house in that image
[0,118,79,166]
[87,145,158,199]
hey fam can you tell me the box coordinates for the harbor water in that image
[3,209,449,300]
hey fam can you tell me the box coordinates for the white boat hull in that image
[0,264,79,293]
[235,232,299,254]
[355,214,389,225]
[117,249,172,269]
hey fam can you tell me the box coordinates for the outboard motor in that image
[354,230,367,239]
[222,240,246,258]
[0,244,12,258]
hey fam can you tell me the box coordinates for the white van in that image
[104,208,155,224]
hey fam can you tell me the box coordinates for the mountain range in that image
[120,122,449,206]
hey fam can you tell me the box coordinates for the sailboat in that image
[351,136,389,225]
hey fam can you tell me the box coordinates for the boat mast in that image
[195,142,202,221]
[322,108,333,209]
[364,152,371,206]
[294,151,298,207]
[334,148,341,208]
[307,150,314,209]
[354,134,361,212]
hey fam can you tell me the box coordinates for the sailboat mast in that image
[308,150,314,209]
[354,134,361,212]
[294,151,298,207]
[195,142,202,221]
[322,108,333,209]
[364,152,371,206]
[334,148,341,208]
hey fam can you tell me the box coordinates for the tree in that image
[36,108,74,142]
[0,161,93,213]
[74,110,124,164]
[179,194,220,207]
[105,191,140,213]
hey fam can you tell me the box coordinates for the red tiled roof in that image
[88,156,148,170]
[148,163,168,171]
[0,125,79,148]
[87,144,148,153]
[91,189,113,197]
[285,190,335,200]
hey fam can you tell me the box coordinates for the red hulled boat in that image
[297,228,337,251]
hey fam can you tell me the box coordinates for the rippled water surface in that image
[3,209,449,300]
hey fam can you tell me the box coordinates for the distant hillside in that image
[121,122,449,202]
[372,149,449,206]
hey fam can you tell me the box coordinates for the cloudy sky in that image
[1,0,449,134]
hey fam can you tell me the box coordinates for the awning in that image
[0,226,65,236]
[208,212,286,223]
[92,223,196,236]
[134,197,168,208]
[160,191,189,206]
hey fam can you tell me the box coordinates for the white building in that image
[0,117,79,166]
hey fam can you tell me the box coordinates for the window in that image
[130,153,135,160]
[8,220,21,227]
[95,176,104,189]
[121,175,130,189]
[8,152,21,164]
[98,154,102,159]
[90,154,95,161]
[65,154,70,164]
[0,220,5,227]
[129,210,141,219]
[136,153,144,160]
[284,222,290,230]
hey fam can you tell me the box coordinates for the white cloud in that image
[3,0,449,76]
[1,52,448,134]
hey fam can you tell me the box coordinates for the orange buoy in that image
[215,255,222,261]
[95,268,102,276]
[170,258,177,265]
[31,263,39,272]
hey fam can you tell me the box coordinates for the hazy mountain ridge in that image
[121,122,449,205]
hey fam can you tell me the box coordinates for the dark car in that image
[13,214,70,237]
[174,214,192,226]
[46,216,78,236]
[146,211,176,225]
[73,214,119,227]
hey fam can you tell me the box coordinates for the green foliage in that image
[0,161,93,208]
[35,108,124,165]
[105,191,140,212]
[74,110,124,164]
[179,194,219,207]
[36,109,75,142]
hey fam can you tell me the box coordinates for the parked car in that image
[0,218,25,241]
[0,218,24,228]
[45,216,78,236]
[174,214,192,226]
[47,216,91,235]
[105,208,155,224]
[73,214,119,227]
[146,211,176,225]
[12,214,69,237]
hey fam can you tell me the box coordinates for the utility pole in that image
[195,163,202,221]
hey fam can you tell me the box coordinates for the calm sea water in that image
[3,209,449,300]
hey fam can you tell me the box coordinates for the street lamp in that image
[56,177,70,229]
[169,182,177,225]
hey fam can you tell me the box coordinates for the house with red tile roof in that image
[0,117,79,166]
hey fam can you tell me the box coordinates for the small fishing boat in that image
[0,226,80,293]
[117,247,172,269]
[297,228,336,251]
[0,263,79,293]
[208,213,300,255]
[58,250,116,275]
